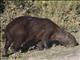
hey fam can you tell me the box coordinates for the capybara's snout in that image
[75,42,79,46]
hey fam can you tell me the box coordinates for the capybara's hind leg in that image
[3,33,13,57]
[11,37,24,53]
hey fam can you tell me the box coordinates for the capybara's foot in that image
[2,54,9,57]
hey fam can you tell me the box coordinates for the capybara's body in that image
[3,16,79,57]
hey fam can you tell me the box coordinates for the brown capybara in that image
[3,16,79,57]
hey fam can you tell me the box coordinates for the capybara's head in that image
[51,30,79,47]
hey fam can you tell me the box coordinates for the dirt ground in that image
[1,31,80,60]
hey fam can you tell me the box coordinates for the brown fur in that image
[3,16,79,57]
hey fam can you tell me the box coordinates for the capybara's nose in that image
[76,42,79,46]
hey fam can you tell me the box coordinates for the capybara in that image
[3,16,79,57]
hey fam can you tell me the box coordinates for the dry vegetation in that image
[0,0,80,60]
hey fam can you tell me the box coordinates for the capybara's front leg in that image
[36,41,44,50]
[41,31,51,49]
